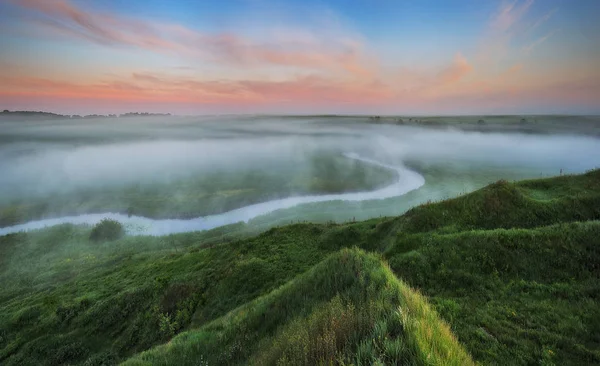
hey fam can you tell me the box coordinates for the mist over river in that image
[1,115,599,235]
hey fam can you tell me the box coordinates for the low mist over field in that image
[1,115,599,234]
[2,116,598,191]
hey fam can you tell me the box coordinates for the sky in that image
[0,0,599,115]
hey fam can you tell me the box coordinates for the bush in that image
[89,219,125,242]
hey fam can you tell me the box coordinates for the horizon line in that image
[2,110,599,118]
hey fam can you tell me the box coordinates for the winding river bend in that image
[0,154,425,236]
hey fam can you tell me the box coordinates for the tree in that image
[89,219,125,242]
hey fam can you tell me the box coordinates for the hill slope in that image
[0,169,598,365]
[124,248,473,365]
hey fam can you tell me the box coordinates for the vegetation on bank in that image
[89,219,125,242]
[0,169,598,365]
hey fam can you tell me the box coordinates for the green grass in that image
[124,248,473,366]
[0,169,599,365]
[386,222,600,364]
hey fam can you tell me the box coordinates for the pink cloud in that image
[16,0,173,48]
[507,63,524,74]
[3,71,598,114]
[12,0,375,78]
[476,0,540,64]
[437,53,473,85]
[0,70,393,108]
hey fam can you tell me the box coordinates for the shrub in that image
[89,219,125,242]
[159,284,195,315]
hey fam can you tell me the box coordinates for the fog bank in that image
[0,154,424,236]
[1,115,599,233]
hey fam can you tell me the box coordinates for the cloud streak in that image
[12,0,375,79]
[0,71,393,108]
[490,0,535,33]
[528,7,557,33]
[523,29,560,53]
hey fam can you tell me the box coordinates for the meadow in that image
[0,115,599,365]
[0,167,598,365]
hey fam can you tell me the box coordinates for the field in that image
[0,167,599,365]
[0,152,396,227]
[0,115,599,365]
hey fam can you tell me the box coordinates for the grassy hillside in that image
[124,248,472,365]
[0,169,598,365]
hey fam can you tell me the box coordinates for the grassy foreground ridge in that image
[0,169,599,365]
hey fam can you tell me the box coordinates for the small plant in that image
[158,313,178,338]
[89,219,125,242]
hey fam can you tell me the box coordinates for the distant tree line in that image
[120,112,171,117]
[365,115,538,126]
[1,110,172,119]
